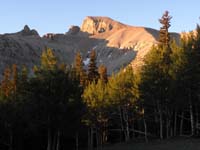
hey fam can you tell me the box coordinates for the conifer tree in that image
[98,65,108,83]
[88,50,99,83]
[41,47,57,70]
[177,25,200,136]
[75,52,84,74]
[1,67,12,97]
[159,10,172,48]
[140,11,173,139]
[159,11,172,68]
[74,52,87,86]
[0,65,27,150]
[11,64,18,93]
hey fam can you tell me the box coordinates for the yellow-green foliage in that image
[41,48,57,70]
[107,67,137,106]
[83,80,109,110]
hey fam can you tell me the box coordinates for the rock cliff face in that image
[81,16,126,35]
[0,17,180,78]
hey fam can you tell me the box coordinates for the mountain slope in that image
[0,16,180,77]
[81,16,179,69]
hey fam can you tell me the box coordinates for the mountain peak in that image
[81,16,126,35]
[20,25,39,36]
[23,25,31,32]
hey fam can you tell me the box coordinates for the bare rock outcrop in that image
[81,16,126,35]
[68,26,80,35]
[20,25,39,36]
[81,16,180,70]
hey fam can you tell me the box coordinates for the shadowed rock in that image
[20,25,39,36]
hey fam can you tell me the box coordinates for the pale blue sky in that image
[1,0,200,35]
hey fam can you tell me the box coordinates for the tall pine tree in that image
[140,11,173,139]
[98,65,108,83]
[88,50,99,83]
[74,52,87,86]
[159,10,172,48]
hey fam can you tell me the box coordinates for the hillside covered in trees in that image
[1,11,200,150]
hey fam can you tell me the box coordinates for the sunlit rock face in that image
[0,17,180,78]
[81,16,179,70]
[81,16,126,35]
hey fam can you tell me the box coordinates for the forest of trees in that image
[1,11,200,150]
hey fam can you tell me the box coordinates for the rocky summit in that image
[0,17,180,77]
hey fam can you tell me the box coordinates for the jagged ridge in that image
[0,17,180,78]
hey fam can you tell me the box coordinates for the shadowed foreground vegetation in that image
[102,138,200,150]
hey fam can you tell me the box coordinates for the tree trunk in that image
[174,110,177,136]
[143,116,148,143]
[56,130,60,150]
[119,106,124,142]
[100,127,103,150]
[88,128,90,150]
[189,99,194,136]
[52,131,57,150]
[180,111,184,135]
[159,112,163,139]
[153,106,159,136]
[132,120,135,139]
[123,107,130,142]
[166,117,169,139]
[90,127,94,150]
[166,109,172,138]
[96,128,99,150]
[75,132,79,150]
[9,128,13,150]
[156,99,163,139]
[154,107,159,123]
[47,126,52,150]
[196,106,199,135]
[170,122,173,137]
[102,122,107,144]
[158,105,163,139]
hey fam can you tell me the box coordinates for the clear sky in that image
[1,0,200,36]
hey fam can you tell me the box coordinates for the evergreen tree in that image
[74,52,87,86]
[88,50,99,82]
[1,67,12,97]
[0,65,28,150]
[28,53,84,150]
[159,10,172,48]
[176,26,200,136]
[11,64,18,93]
[75,52,84,74]
[98,65,108,83]
[158,11,173,70]
[41,47,57,70]
[140,11,173,139]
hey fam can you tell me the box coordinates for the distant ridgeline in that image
[0,16,179,79]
